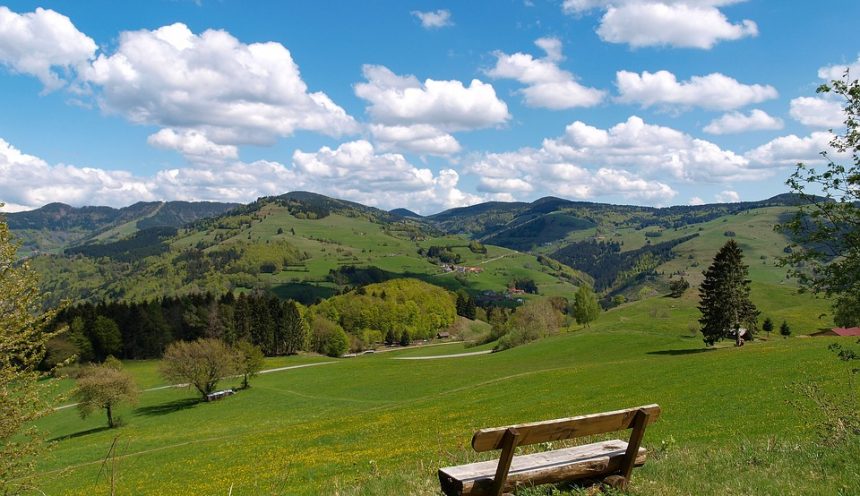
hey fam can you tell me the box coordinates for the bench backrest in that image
[471,404,661,452]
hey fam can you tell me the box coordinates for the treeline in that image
[65,227,177,261]
[46,278,458,365]
[49,292,308,363]
[552,234,698,291]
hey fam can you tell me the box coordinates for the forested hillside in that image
[14,192,808,312]
[8,200,238,256]
[25,193,583,308]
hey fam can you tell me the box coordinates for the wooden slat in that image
[438,440,646,496]
[471,404,661,452]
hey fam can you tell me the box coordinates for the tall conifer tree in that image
[698,240,759,346]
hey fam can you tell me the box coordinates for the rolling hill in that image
[25,193,587,307]
[7,200,239,257]
[13,192,813,314]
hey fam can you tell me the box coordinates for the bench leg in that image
[619,409,650,482]
[603,474,629,491]
[490,428,520,496]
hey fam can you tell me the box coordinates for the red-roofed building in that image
[812,327,860,337]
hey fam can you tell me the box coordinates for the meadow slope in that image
[28,293,859,495]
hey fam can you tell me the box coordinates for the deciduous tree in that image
[73,359,139,428]
[781,74,860,325]
[234,341,264,389]
[0,210,60,492]
[160,338,237,399]
[572,285,600,327]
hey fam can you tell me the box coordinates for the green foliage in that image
[160,338,237,399]
[65,226,177,261]
[780,74,860,323]
[762,317,774,337]
[281,300,308,355]
[780,320,791,337]
[668,277,691,297]
[483,213,596,251]
[495,299,564,351]
[90,315,122,361]
[310,317,349,357]
[698,240,759,346]
[511,277,538,294]
[468,240,487,254]
[455,290,477,319]
[572,285,600,327]
[312,279,456,341]
[234,341,265,389]
[421,245,462,264]
[552,234,699,292]
[72,361,139,428]
[0,210,61,493]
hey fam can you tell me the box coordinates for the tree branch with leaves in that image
[780,73,860,326]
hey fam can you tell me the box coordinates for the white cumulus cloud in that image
[81,23,358,149]
[715,190,740,203]
[486,37,605,109]
[369,124,461,155]
[745,132,836,166]
[0,137,482,214]
[789,96,843,128]
[818,54,860,81]
[460,116,749,204]
[355,65,509,155]
[703,109,783,134]
[616,70,777,110]
[547,116,762,182]
[0,137,154,209]
[147,129,239,165]
[0,6,96,91]
[411,9,453,29]
[563,0,756,49]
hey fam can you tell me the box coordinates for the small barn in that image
[811,327,860,337]
[436,331,450,339]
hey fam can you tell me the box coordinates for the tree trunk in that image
[106,403,114,428]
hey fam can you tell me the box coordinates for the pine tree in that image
[282,300,308,355]
[780,320,791,338]
[698,240,759,346]
[762,317,774,339]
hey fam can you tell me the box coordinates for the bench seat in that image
[439,439,647,496]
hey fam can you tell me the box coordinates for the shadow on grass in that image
[50,425,112,442]
[134,398,200,417]
[647,348,715,356]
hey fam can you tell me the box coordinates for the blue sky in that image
[0,1,858,214]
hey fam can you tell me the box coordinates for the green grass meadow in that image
[25,290,860,496]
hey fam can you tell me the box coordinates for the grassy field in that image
[24,288,859,496]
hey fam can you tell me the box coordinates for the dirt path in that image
[391,350,493,360]
[53,361,337,411]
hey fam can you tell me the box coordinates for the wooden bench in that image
[438,404,661,496]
